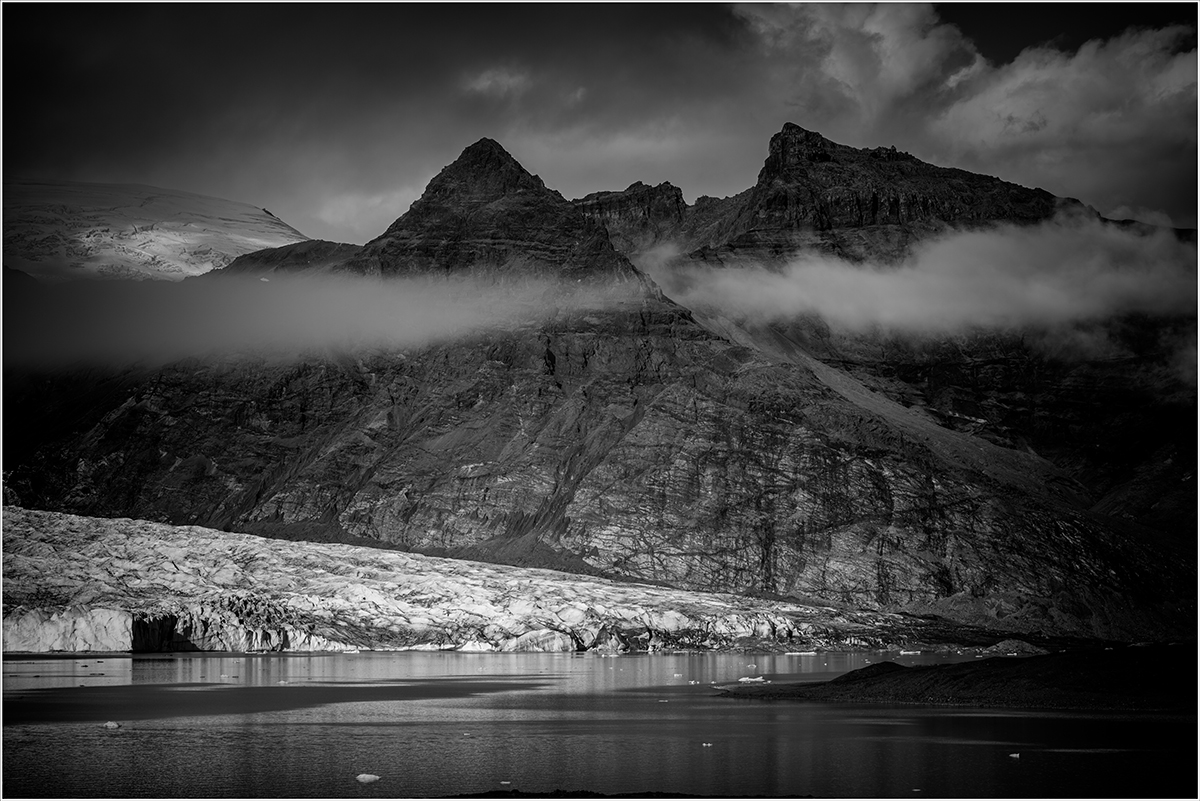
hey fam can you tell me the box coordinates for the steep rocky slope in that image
[5,135,1193,643]
[3,507,1003,654]
[3,180,308,281]
[745,318,1198,535]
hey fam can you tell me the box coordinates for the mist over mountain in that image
[3,123,1195,652]
[644,214,1197,336]
[3,273,648,370]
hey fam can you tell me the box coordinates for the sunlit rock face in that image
[4,507,997,654]
[2,180,308,282]
[4,133,1193,643]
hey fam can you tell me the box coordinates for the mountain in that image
[574,122,1073,265]
[4,129,1194,648]
[574,123,1196,547]
[2,180,308,282]
[341,138,643,284]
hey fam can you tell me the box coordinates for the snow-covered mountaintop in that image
[3,180,308,282]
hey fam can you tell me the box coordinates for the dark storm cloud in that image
[731,4,1197,226]
[935,2,1198,65]
[5,4,1195,243]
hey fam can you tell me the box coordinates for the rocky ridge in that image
[574,123,1068,264]
[217,239,363,276]
[4,132,1194,644]
[3,180,308,282]
[3,506,1001,654]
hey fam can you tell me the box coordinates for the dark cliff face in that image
[717,122,1064,262]
[572,182,689,254]
[747,123,1060,230]
[5,134,1194,642]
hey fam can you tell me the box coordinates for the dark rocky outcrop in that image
[720,642,1196,711]
[4,133,1194,644]
[215,239,362,276]
[701,123,1070,264]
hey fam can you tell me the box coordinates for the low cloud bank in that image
[643,215,1197,383]
[646,215,1196,333]
[3,273,641,369]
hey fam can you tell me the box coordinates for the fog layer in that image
[3,274,641,369]
[645,215,1197,333]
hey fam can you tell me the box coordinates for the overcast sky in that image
[5,3,1196,244]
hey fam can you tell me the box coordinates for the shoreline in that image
[717,642,1197,712]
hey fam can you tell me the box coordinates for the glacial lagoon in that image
[3,651,1193,798]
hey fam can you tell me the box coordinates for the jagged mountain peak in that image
[758,122,853,182]
[462,136,506,154]
[421,136,551,202]
[624,180,682,193]
[775,121,831,142]
[343,137,642,282]
[732,122,1060,258]
[574,180,685,207]
[574,122,1062,265]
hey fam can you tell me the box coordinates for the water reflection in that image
[2,656,132,689]
[3,647,963,693]
[3,651,1194,798]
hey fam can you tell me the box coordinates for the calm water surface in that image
[3,651,1193,797]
